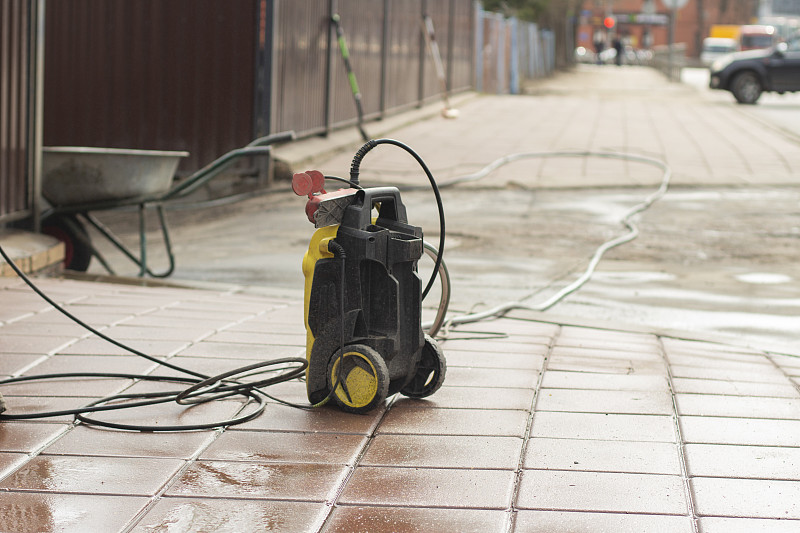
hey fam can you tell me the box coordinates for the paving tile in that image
[671,377,800,398]
[43,425,215,458]
[166,460,347,501]
[677,394,800,419]
[536,389,673,415]
[378,407,529,437]
[541,370,668,391]
[176,341,305,360]
[531,412,676,442]
[391,386,534,410]
[0,376,134,397]
[100,324,214,342]
[692,477,800,519]
[0,321,91,337]
[0,396,102,422]
[338,466,516,509]
[514,510,695,533]
[25,354,160,377]
[550,345,662,362]
[668,354,774,371]
[0,455,184,495]
[0,353,45,375]
[0,422,70,453]
[441,339,547,354]
[202,330,305,347]
[444,349,545,370]
[325,506,508,532]
[0,492,149,533]
[57,337,187,357]
[453,318,557,338]
[516,470,687,515]
[546,355,662,375]
[685,443,800,480]
[444,367,538,388]
[362,434,522,469]
[131,497,327,533]
[201,430,367,464]
[669,364,788,383]
[0,451,29,479]
[0,335,77,355]
[235,403,383,434]
[84,396,248,431]
[524,438,682,475]
[681,416,800,446]
[698,517,800,533]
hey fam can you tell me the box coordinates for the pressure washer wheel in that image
[401,334,446,399]
[327,344,390,414]
[41,214,93,272]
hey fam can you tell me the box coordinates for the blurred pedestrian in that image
[594,30,605,65]
[613,37,623,66]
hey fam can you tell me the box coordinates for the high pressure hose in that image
[423,150,672,331]
[350,138,446,301]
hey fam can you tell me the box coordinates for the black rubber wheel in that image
[731,71,762,104]
[327,344,389,414]
[41,214,93,272]
[400,334,446,399]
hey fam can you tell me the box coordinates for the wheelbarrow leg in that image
[139,203,147,277]
[82,204,175,278]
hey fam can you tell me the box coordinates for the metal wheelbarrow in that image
[40,131,295,277]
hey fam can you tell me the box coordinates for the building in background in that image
[576,0,760,59]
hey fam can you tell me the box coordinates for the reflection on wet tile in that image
[167,461,347,501]
[201,431,367,464]
[0,455,184,495]
[235,404,383,434]
[379,407,529,437]
[339,466,515,509]
[391,386,534,410]
[132,497,327,533]
[362,434,522,469]
[0,492,149,533]
[43,426,215,458]
[324,506,508,532]
[0,422,70,453]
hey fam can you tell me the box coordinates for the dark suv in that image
[709,36,800,104]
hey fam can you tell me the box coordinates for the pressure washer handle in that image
[343,187,409,229]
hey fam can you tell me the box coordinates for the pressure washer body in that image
[294,170,445,414]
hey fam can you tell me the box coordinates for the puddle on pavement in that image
[735,272,793,285]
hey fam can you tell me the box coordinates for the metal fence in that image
[264,0,474,138]
[1,0,42,224]
[42,0,475,174]
[475,7,555,95]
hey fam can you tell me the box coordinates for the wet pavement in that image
[2,65,800,531]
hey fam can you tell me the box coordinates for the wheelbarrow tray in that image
[42,147,189,206]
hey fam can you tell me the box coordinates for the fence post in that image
[510,17,519,94]
[475,3,484,92]
[324,0,337,136]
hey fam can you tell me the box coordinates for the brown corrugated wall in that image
[1,0,31,221]
[43,0,257,173]
[42,1,475,174]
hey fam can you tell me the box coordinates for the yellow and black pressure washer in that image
[293,142,446,414]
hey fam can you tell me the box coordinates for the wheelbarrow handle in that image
[247,130,296,147]
[161,131,295,201]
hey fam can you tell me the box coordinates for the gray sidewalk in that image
[2,65,800,532]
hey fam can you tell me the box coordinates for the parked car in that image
[709,36,800,104]
[700,37,738,66]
